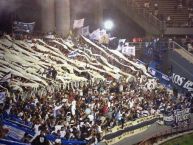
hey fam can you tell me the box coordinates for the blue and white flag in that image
[68,50,80,58]
[89,29,101,40]
[148,67,156,76]
[13,21,35,33]
[3,123,25,141]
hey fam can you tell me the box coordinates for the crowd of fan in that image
[2,74,193,145]
[0,35,193,145]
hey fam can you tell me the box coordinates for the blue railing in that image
[0,139,30,145]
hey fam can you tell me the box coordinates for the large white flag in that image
[122,43,136,56]
[89,29,101,40]
[73,18,85,29]
[116,39,126,51]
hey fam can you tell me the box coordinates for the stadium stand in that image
[0,33,192,145]
[133,0,192,27]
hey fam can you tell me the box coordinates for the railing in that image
[139,122,193,145]
[126,0,165,32]
[169,41,193,57]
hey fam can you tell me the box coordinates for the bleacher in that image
[0,33,192,145]
[0,34,155,145]
[134,0,190,27]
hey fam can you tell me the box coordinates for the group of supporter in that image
[0,37,192,145]
[0,33,193,145]
[2,73,193,145]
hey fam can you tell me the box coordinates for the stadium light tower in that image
[104,20,114,30]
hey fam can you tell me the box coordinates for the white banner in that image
[13,21,35,33]
[116,39,126,51]
[174,108,190,122]
[73,19,85,29]
[163,108,191,126]
[163,115,174,122]
[122,44,135,56]
[89,29,110,44]
[119,39,126,44]
[89,29,101,40]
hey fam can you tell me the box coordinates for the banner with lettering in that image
[122,43,135,56]
[136,59,171,88]
[13,21,35,33]
[172,73,193,92]
[163,108,191,126]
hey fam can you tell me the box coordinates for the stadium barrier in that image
[101,115,159,145]
[0,139,30,145]
[138,122,193,145]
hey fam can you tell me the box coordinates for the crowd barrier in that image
[0,139,30,145]
[2,113,159,145]
[101,115,159,145]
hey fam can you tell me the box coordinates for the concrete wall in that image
[165,27,193,35]
[94,0,103,27]
[55,0,70,36]
[41,0,55,33]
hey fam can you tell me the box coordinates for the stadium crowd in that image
[0,36,192,145]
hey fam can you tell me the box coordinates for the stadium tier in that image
[0,34,192,145]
